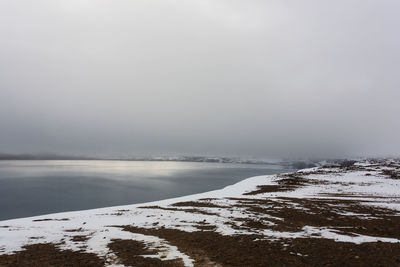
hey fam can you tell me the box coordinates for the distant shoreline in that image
[0,154,360,169]
[0,154,291,166]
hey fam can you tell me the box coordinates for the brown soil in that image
[139,205,218,216]
[32,218,70,222]
[64,228,84,232]
[71,235,91,242]
[244,174,309,195]
[108,239,184,267]
[382,169,400,179]
[172,201,227,208]
[0,244,104,267]
[122,226,400,267]
[223,196,400,238]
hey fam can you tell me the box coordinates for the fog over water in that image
[1,0,399,158]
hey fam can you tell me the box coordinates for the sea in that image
[0,160,295,221]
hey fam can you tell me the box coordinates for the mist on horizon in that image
[1,0,399,159]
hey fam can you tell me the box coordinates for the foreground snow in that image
[0,159,399,266]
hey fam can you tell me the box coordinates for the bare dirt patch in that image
[382,169,400,179]
[139,205,218,216]
[0,243,104,267]
[244,173,309,195]
[71,235,91,242]
[172,201,227,208]
[32,218,70,222]
[230,196,400,238]
[108,239,184,267]
[121,226,400,267]
[64,228,85,233]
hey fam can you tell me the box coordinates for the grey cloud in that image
[0,0,399,158]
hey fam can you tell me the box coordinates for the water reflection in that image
[0,160,295,220]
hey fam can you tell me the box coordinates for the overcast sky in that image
[0,0,399,159]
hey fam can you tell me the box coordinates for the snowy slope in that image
[0,159,399,266]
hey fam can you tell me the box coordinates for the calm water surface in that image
[0,160,295,220]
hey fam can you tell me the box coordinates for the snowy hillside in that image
[1,159,400,266]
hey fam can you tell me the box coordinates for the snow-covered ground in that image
[0,159,399,266]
